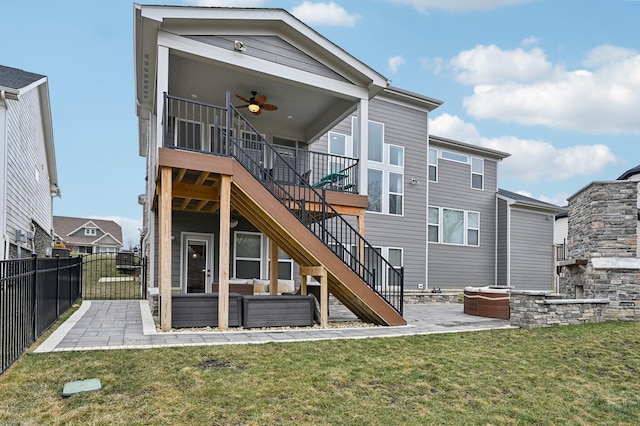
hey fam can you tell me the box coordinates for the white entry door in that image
[181,233,214,293]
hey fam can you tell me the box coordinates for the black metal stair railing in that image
[162,92,403,315]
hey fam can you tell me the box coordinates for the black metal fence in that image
[80,252,146,300]
[1,256,81,375]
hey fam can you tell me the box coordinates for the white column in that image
[357,99,369,196]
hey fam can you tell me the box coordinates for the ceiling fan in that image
[235,91,278,116]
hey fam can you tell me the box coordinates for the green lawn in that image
[80,254,142,300]
[1,322,639,425]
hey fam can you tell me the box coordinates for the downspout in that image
[0,90,8,259]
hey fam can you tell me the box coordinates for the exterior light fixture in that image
[247,103,260,113]
[233,40,245,51]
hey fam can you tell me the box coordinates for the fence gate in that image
[81,252,146,300]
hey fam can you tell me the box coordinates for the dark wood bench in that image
[171,293,243,328]
[242,295,315,328]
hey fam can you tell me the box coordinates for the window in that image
[368,121,384,162]
[234,232,262,279]
[368,169,383,212]
[328,132,346,156]
[269,247,293,280]
[471,157,484,190]
[429,206,480,246]
[351,117,359,158]
[441,150,468,163]
[428,207,439,242]
[443,208,464,244]
[84,228,96,236]
[389,145,404,166]
[389,172,403,215]
[366,134,404,216]
[428,148,438,182]
[467,212,480,246]
[387,248,403,288]
[328,131,353,173]
[174,118,202,150]
[361,246,402,289]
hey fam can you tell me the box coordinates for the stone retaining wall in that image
[403,292,461,304]
[509,290,609,328]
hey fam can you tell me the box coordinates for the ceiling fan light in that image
[248,103,260,113]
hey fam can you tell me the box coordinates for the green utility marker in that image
[62,378,102,397]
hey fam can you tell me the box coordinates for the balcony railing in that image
[163,94,358,193]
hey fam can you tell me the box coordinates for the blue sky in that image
[2,0,639,245]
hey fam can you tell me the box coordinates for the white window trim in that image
[173,117,204,150]
[267,248,294,281]
[367,141,404,216]
[440,150,468,164]
[428,206,481,247]
[84,228,96,236]
[233,231,263,279]
[428,148,438,183]
[179,232,215,293]
[471,157,484,191]
[367,120,385,164]
[467,211,480,247]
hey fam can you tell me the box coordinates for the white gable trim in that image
[139,5,388,90]
[67,220,100,236]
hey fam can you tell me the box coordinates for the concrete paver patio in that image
[34,300,513,353]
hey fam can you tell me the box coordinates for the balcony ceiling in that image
[168,53,359,142]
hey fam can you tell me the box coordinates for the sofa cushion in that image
[253,278,270,294]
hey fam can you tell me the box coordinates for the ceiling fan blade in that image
[262,103,278,111]
[254,95,267,105]
[235,94,250,103]
[236,104,250,108]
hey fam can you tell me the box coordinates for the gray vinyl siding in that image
[496,198,508,286]
[509,209,554,290]
[5,88,53,250]
[309,98,429,290]
[154,211,298,290]
[427,153,498,289]
[187,35,349,83]
[363,98,428,290]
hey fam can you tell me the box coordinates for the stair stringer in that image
[230,160,406,326]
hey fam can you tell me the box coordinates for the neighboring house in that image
[0,65,60,260]
[496,189,565,290]
[134,5,560,330]
[53,216,123,254]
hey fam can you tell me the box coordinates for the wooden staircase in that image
[230,160,406,326]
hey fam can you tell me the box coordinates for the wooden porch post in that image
[300,266,328,328]
[217,174,232,330]
[159,166,172,331]
[269,240,279,295]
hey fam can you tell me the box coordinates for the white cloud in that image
[429,113,618,182]
[450,44,552,85]
[91,216,143,250]
[448,44,640,134]
[290,2,360,27]
[419,56,444,74]
[388,55,406,74]
[520,36,540,48]
[185,0,268,6]
[386,0,532,13]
